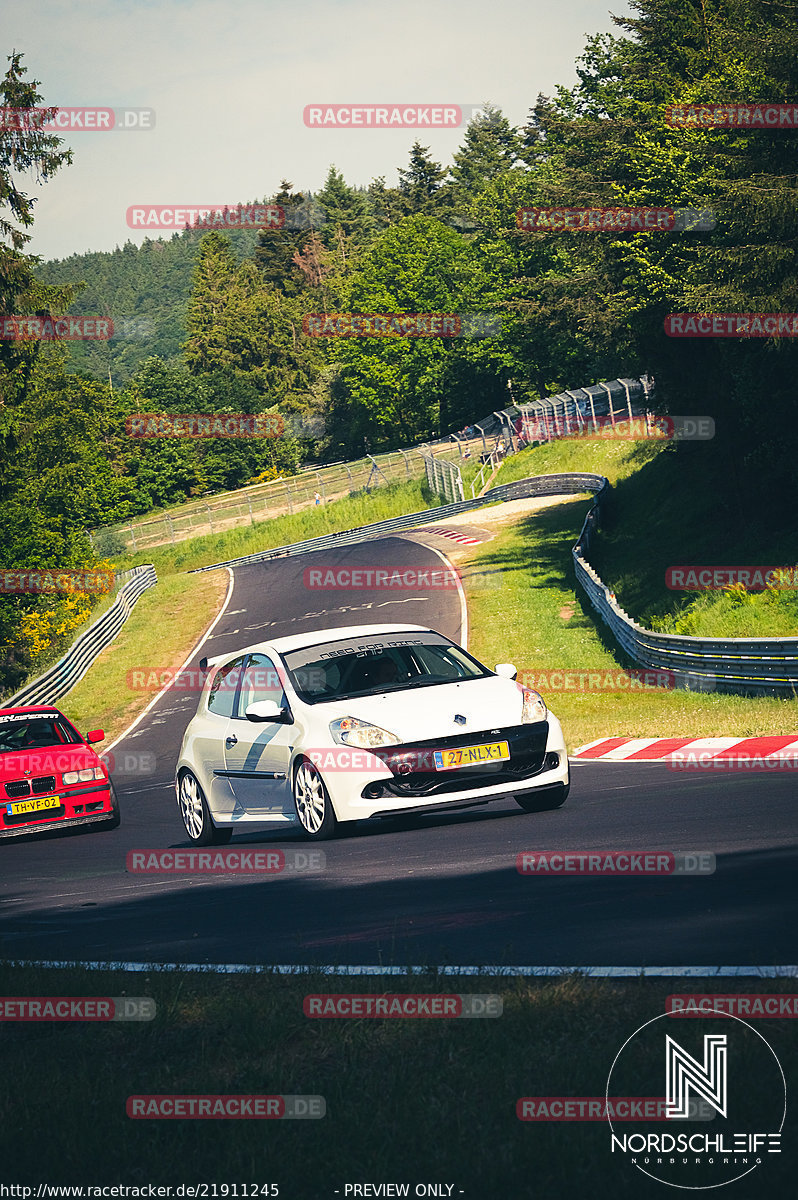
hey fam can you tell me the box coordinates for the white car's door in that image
[200,654,247,818]
[221,652,294,817]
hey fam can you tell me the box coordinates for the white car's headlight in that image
[520,687,547,723]
[330,717,400,748]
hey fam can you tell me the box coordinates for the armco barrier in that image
[191,473,601,573]
[571,485,798,696]
[195,470,798,696]
[3,565,158,708]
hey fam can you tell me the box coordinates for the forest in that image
[1,0,797,692]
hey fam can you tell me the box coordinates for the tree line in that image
[2,0,797,691]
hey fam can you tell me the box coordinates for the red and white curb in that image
[572,735,798,762]
[422,526,484,546]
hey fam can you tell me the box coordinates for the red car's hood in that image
[0,742,98,778]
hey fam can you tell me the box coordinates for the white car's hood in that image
[316,676,532,743]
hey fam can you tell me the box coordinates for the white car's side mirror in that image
[245,700,290,723]
[494,663,518,680]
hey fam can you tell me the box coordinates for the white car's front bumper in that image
[316,714,568,822]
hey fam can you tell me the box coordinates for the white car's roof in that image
[269,622,429,653]
[204,623,432,669]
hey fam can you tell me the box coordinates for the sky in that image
[4,0,629,262]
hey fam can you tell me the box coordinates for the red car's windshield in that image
[0,714,82,755]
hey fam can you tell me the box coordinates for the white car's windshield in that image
[282,632,490,703]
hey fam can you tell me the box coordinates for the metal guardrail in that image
[87,377,651,554]
[571,485,798,696]
[191,473,602,573]
[4,565,158,708]
[196,467,798,696]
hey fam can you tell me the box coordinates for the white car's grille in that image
[369,723,551,798]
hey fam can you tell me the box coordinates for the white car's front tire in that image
[293,758,339,841]
[178,769,233,845]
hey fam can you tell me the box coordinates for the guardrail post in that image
[621,379,633,421]
[599,382,616,427]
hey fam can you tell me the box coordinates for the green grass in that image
[461,495,797,744]
[57,570,228,748]
[488,433,798,639]
[120,478,441,579]
[52,478,445,743]
[1,964,795,1194]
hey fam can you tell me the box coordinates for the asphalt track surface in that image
[2,533,797,968]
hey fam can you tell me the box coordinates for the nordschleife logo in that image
[606,1010,785,1189]
[665,1034,727,1119]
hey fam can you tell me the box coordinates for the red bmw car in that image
[0,706,120,839]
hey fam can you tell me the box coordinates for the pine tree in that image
[316,166,375,253]
[397,142,448,215]
[254,180,319,295]
[183,232,243,372]
[450,105,522,197]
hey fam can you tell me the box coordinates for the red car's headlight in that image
[62,767,107,785]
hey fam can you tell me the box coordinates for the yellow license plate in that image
[6,795,60,817]
[433,740,510,771]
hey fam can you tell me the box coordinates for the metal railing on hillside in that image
[3,566,158,708]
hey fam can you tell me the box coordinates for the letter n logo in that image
[666,1034,727,1118]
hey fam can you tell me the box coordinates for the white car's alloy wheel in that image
[293,759,337,840]
[178,770,232,845]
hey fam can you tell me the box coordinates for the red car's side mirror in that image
[85,729,105,744]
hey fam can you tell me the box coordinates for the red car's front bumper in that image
[0,780,118,839]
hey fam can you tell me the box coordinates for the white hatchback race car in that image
[175,623,569,842]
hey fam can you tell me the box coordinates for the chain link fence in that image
[88,378,653,555]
